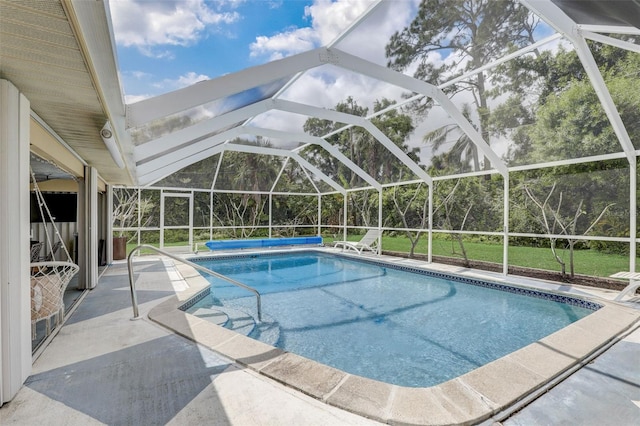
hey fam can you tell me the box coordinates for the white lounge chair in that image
[610,271,640,301]
[334,229,381,254]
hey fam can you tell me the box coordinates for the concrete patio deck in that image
[1,253,639,425]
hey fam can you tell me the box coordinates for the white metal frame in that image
[113,0,640,294]
[160,192,193,250]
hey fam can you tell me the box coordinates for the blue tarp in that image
[205,236,322,250]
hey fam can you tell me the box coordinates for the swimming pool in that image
[184,251,599,388]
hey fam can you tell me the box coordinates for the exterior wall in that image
[0,79,31,404]
[0,79,102,404]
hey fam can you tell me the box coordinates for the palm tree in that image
[424,104,479,173]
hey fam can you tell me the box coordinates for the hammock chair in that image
[30,169,79,339]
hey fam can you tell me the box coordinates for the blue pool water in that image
[185,251,597,387]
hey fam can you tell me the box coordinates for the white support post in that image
[503,176,509,276]
[343,194,348,241]
[79,166,99,290]
[378,190,383,255]
[630,159,637,276]
[428,183,433,263]
[317,194,322,237]
[159,190,165,249]
[209,189,213,241]
[0,79,31,404]
[106,184,114,264]
[269,194,273,239]
[137,188,141,248]
[189,191,194,251]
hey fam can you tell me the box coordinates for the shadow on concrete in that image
[26,259,236,425]
[25,335,232,424]
[65,261,177,323]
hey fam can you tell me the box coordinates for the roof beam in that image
[270,158,292,193]
[273,99,433,185]
[138,144,226,187]
[222,143,345,194]
[325,48,509,177]
[134,99,273,162]
[439,33,563,90]
[126,48,326,128]
[135,108,381,190]
[580,31,640,54]
[241,126,382,190]
[327,0,384,48]
[136,126,243,177]
[133,45,515,184]
[577,24,640,35]
[520,0,636,163]
[136,125,348,193]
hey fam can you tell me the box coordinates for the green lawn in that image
[325,234,631,279]
[124,234,631,279]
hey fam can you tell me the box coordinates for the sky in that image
[106,0,557,170]
[108,0,431,165]
[108,0,415,104]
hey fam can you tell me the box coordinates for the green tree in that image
[492,37,639,263]
[523,181,615,278]
[303,97,417,228]
[386,0,539,170]
[207,137,281,238]
[303,97,417,185]
[303,97,369,189]
[384,183,429,257]
[155,154,220,189]
[370,98,418,182]
[424,103,477,174]
[501,41,640,164]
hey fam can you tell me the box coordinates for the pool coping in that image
[147,249,640,425]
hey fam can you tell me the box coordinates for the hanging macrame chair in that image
[30,169,79,339]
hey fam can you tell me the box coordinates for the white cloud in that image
[130,70,152,80]
[153,71,210,91]
[333,0,419,65]
[305,0,376,45]
[249,0,376,60]
[246,67,408,145]
[283,67,405,112]
[176,71,210,87]
[250,28,318,60]
[247,1,424,144]
[248,0,423,120]
[124,93,152,104]
[251,110,307,139]
[109,0,239,56]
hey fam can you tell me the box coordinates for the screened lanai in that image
[112,0,640,298]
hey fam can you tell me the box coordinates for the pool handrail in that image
[127,244,262,321]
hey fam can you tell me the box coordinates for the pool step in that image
[189,305,255,336]
[189,304,280,346]
[252,320,280,347]
[223,306,256,336]
[189,307,228,326]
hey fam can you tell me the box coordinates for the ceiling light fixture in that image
[100,121,125,169]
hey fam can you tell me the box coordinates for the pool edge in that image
[148,254,640,426]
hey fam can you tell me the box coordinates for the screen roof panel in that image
[552,0,640,28]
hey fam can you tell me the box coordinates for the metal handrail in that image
[127,244,262,321]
